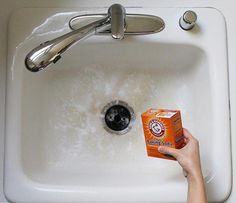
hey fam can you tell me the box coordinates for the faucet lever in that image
[108,4,126,39]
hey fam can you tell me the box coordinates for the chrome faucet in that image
[25,4,126,72]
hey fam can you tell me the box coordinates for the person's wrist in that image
[187,168,204,184]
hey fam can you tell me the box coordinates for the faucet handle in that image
[108,4,126,39]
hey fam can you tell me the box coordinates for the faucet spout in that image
[25,16,111,72]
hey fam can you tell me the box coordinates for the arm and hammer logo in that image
[149,119,165,137]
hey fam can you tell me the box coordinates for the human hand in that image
[158,128,207,203]
[158,128,203,181]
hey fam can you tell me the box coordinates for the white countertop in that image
[0,0,235,202]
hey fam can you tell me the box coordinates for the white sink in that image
[4,7,231,202]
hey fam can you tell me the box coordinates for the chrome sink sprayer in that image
[25,4,126,72]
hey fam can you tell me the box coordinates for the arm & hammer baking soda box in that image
[141,109,185,160]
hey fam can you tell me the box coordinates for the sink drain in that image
[101,100,135,135]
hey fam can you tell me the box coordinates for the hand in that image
[158,128,207,203]
[158,128,202,180]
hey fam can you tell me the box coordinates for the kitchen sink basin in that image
[4,7,231,202]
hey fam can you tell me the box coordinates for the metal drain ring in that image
[101,100,135,135]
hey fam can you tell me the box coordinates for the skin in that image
[158,128,207,203]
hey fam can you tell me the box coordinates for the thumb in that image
[158,146,180,159]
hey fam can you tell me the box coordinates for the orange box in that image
[141,109,185,160]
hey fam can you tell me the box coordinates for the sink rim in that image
[4,7,231,203]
